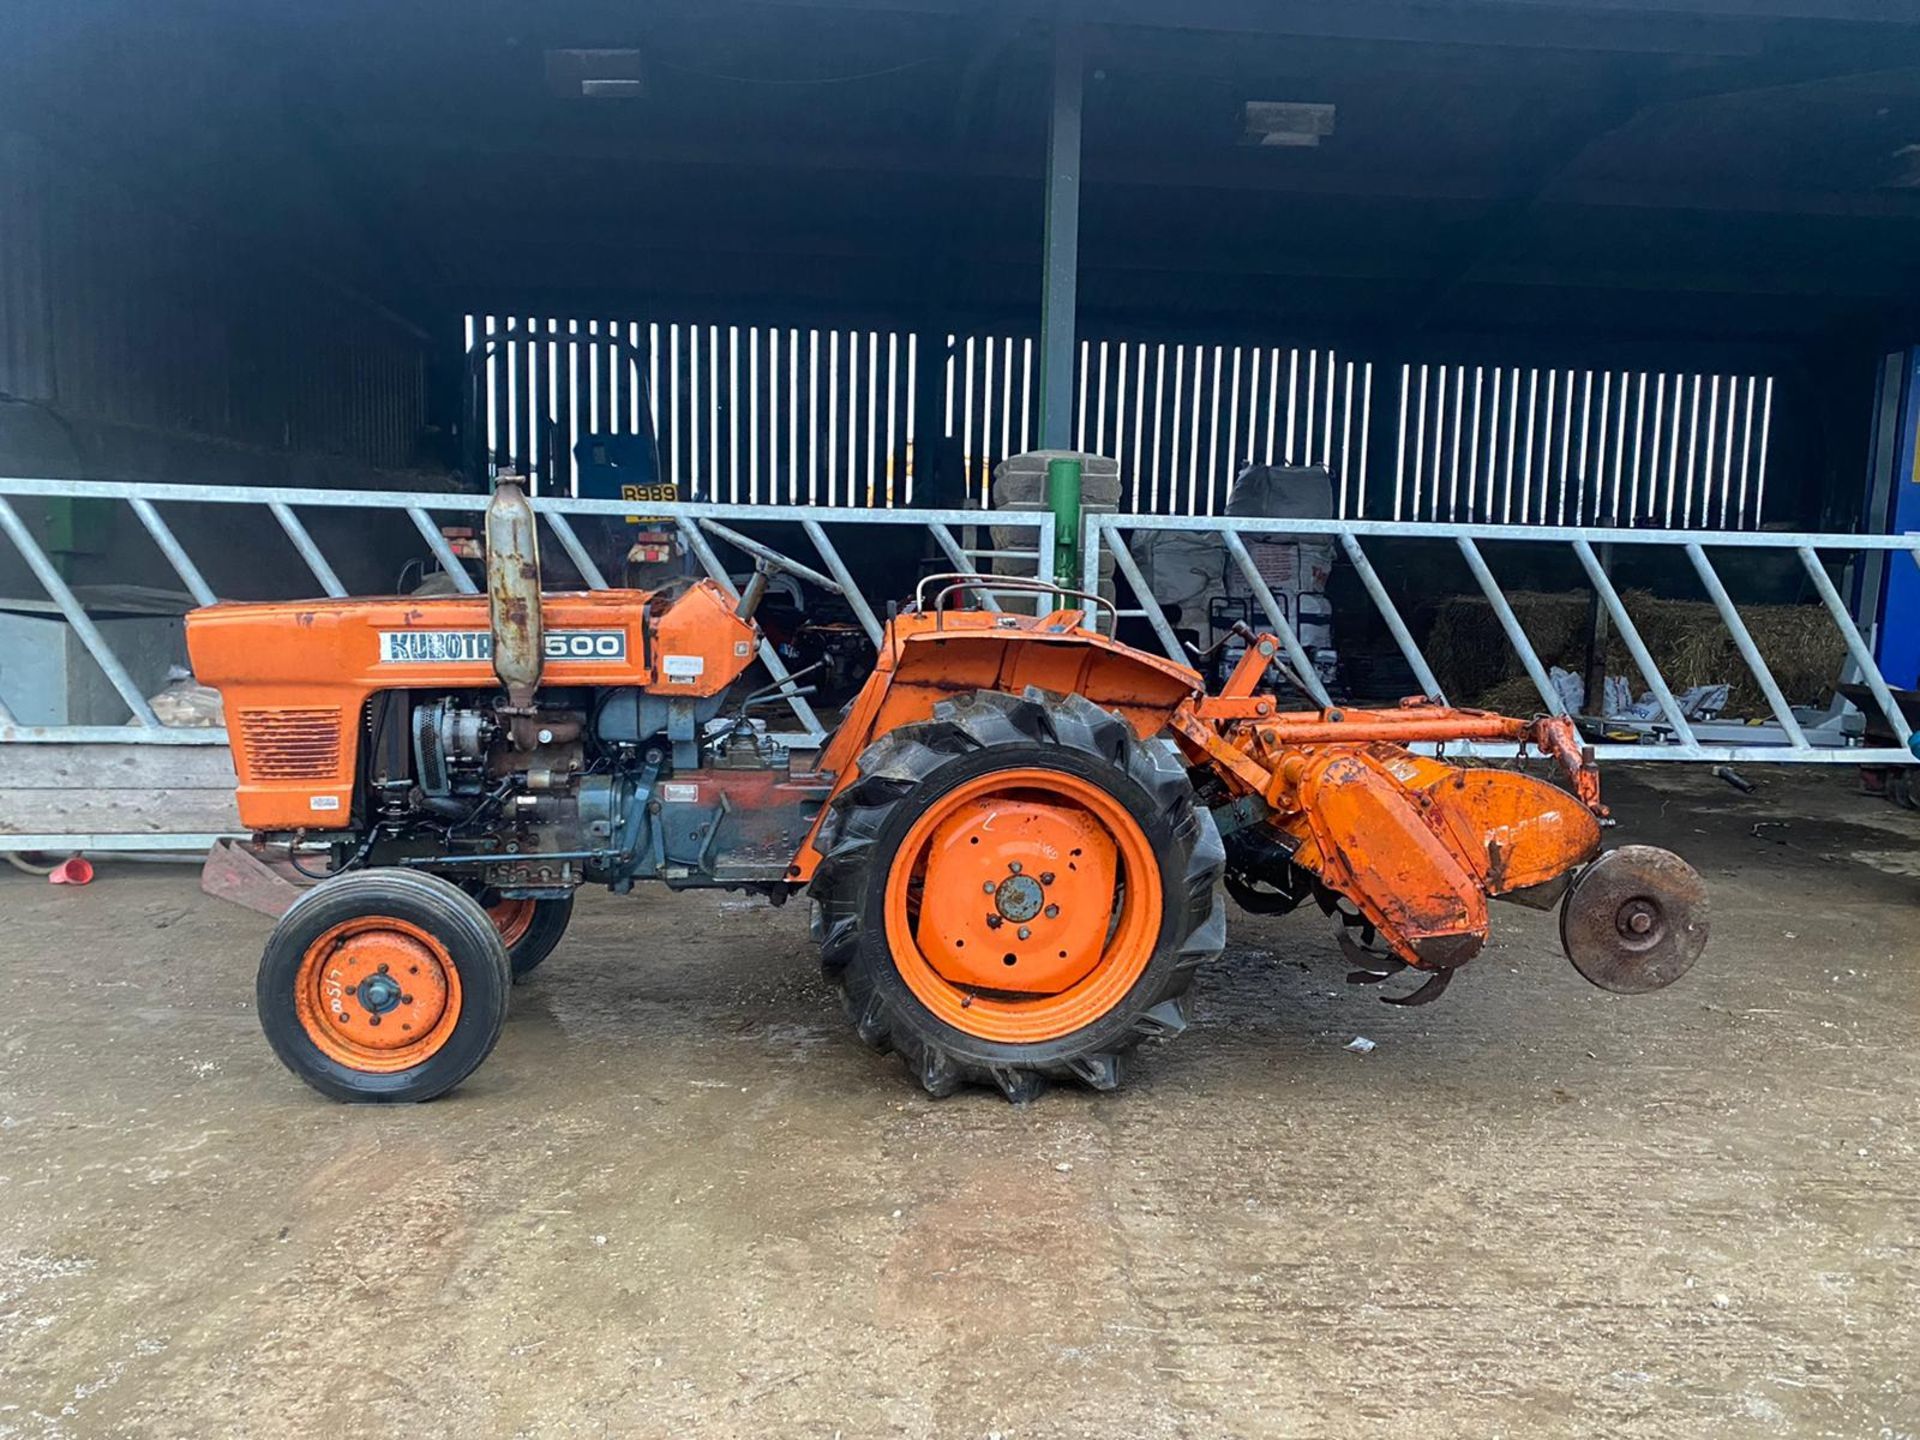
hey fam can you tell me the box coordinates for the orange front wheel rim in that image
[294,916,463,1071]
[487,898,535,948]
[883,768,1163,1044]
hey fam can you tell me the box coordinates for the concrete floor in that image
[1,765,1916,1438]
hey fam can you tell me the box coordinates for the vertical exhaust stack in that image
[486,472,545,748]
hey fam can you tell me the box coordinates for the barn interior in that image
[4,0,1920,714]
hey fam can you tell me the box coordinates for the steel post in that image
[1038,22,1083,451]
[1047,455,1083,596]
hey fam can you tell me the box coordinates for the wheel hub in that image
[993,873,1046,923]
[355,972,404,1014]
[912,793,1120,994]
[298,920,459,1061]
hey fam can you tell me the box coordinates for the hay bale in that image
[1426,591,1588,702]
[1427,590,1846,717]
[1476,674,1557,716]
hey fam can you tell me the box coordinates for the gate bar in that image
[1574,538,1699,750]
[268,502,346,597]
[1798,545,1911,745]
[928,523,1003,613]
[0,496,162,727]
[1104,528,1187,662]
[1455,536,1565,716]
[1220,528,1333,708]
[1338,532,1445,702]
[1684,542,1806,748]
[801,520,885,648]
[129,497,217,607]
[542,512,609,590]
[677,517,826,739]
[407,508,479,594]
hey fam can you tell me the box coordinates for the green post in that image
[1047,456,1083,603]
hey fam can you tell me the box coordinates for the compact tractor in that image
[186,478,1708,1103]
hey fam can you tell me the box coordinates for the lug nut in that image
[1044,904,1060,919]
[1040,872,1055,886]
[1017,926,1031,941]
[986,915,1004,930]
[1008,861,1023,874]
[983,881,996,895]
[368,1015,381,1027]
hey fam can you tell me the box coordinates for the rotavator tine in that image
[1336,925,1401,973]
[1379,968,1453,1007]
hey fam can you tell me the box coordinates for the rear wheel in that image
[257,869,511,1103]
[810,689,1224,1102]
[484,893,575,982]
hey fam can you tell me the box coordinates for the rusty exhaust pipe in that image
[486,472,544,749]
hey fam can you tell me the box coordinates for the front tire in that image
[257,869,511,1103]
[809,689,1224,1102]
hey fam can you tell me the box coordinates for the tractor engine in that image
[187,478,829,901]
[358,682,812,897]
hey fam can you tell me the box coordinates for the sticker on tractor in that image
[378,630,627,664]
[543,631,628,662]
[661,654,704,685]
[659,782,699,804]
[309,795,341,811]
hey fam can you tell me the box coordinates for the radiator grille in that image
[236,708,344,781]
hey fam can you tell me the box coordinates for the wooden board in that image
[0,742,242,838]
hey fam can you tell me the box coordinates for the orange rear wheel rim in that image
[487,898,535,947]
[882,768,1162,1044]
[294,917,463,1071]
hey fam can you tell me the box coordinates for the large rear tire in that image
[809,689,1224,1102]
[257,869,511,1103]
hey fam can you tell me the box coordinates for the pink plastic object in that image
[48,856,94,886]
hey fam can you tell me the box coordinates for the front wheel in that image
[257,869,511,1103]
[810,689,1225,1102]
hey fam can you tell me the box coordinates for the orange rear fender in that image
[793,612,1202,883]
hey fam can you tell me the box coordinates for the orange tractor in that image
[186,479,1707,1103]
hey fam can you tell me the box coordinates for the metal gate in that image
[1083,511,1919,766]
[1,475,1913,855]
